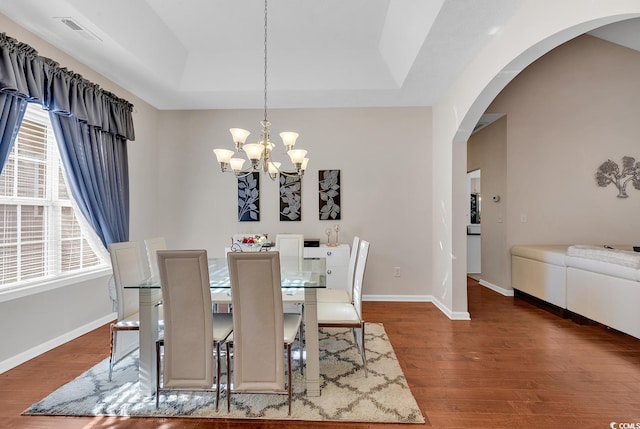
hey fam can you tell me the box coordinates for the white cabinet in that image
[304,244,350,290]
[467,233,481,274]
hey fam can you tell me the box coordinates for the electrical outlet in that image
[520,214,527,223]
[393,267,401,277]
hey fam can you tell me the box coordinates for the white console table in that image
[304,244,350,292]
[224,243,351,292]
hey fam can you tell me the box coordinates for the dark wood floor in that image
[2,278,640,428]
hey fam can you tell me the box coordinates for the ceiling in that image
[0,0,638,111]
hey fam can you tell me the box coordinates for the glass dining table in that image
[125,256,327,398]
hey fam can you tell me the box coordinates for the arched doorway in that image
[431,1,640,319]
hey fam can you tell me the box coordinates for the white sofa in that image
[511,244,640,339]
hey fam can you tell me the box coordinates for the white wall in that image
[154,107,433,298]
[0,273,114,371]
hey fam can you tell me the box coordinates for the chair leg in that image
[360,322,367,377]
[108,324,116,381]
[226,342,232,412]
[298,325,304,375]
[215,342,221,411]
[155,340,162,408]
[287,343,292,416]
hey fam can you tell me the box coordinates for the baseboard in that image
[363,294,432,302]
[364,294,470,320]
[431,297,471,320]
[0,312,116,374]
[479,279,514,296]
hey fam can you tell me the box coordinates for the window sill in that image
[0,267,112,303]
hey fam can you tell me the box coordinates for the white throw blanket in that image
[567,245,640,269]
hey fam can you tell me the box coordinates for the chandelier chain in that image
[263,0,268,123]
[213,0,306,180]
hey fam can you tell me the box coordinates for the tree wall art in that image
[595,156,640,198]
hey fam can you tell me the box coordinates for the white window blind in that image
[0,104,108,289]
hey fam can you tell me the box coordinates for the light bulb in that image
[243,143,263,160]
[288,149,307,165]
[213,148,234,163]
[280,132,299,148]
[229,128,250,145]
[229,158,246,172]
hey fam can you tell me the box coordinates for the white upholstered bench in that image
[511,244,640,339]
[511,245,570,309]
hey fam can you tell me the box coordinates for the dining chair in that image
[154,249,233,410]
[107,241,155,381]
[144,236,167,279]
[275,233,305,313]
[226,251,302,415]
[317,239,370,376]
[275,234,304,273]
[317,235,360,303]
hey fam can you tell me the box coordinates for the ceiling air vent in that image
[57,17,102,42]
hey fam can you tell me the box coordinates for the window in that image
[0,104,108,290]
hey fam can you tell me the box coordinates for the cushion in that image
[566,256,639,282]
[567,245,640,269]
[510,245,570,266]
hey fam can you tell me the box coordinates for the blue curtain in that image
[0,93,27,172]
[0,32,135,247]
[0,33,135,140]
[50,114,130,247]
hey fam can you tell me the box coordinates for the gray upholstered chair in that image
[317,239,370,376]
[226,251,302,415]
[154,249,233,410]
[107,241,153,381]
[144,236,167,279]
[317,235,360,303]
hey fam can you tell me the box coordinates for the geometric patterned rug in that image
[24,323,424,423]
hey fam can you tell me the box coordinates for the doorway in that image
[466,169,481,278]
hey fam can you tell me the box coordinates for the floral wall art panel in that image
[319,169,341,220]
[238,172,260,221]
[279,173,301,221]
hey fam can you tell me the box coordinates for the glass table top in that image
[125,256,326,289]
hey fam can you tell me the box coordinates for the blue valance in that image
[0,32,135,141]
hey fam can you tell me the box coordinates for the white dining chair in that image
[155,249,233,410]
[144,236,167,279]
[275,233,305,312]
[317,236,360,303]
[275,234,304,273]
[317,239,370,376]
[107,241,155,381]
[226,251,302,415]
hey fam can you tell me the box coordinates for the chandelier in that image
[213,0,308,180]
